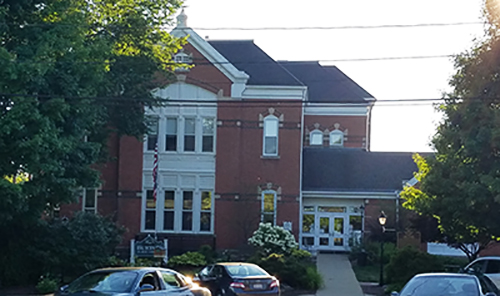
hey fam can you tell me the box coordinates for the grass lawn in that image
[352,264,380,283]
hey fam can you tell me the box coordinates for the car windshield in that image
[400,275,479,296]
[65,270,138,293]
[226,265,269,277]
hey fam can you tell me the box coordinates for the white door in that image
[316,214,348,251]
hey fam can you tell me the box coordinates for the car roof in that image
[215,262,259,266]
[474,256,500,261]
[90,267,174,273]
[415,273,477,278]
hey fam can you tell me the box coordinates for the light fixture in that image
[378,211,387,226]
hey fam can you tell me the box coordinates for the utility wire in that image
[181,22,484,31]
[2,21,483,30]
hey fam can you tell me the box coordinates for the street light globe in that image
[378,211,387,226]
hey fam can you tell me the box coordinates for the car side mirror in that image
[391,292,399,296]
[59,285,68,292]
[138,284,155,293]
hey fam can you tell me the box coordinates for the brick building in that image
[61,11,419,256]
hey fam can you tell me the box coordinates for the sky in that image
[178,0,486,152]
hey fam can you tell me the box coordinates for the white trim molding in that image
[242,85,307,100]
[302,190,399,200]
[171,27,249,98]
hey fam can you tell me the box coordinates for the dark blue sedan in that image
[55,267,211,296]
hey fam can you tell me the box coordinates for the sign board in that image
[283,221,292,231]
[135,235,166,258]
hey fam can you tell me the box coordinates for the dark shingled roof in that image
[279,61,374,103]
[208,40,303,86]
[302,148,422,192]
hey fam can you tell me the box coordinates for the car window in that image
[400,276,479,296]
[199,265,213,277]
[478,274,500,294]
[213,265,225,278]
[139,272,161,291]
[468,260,487,273]
[66,270,138,293]
[226,265,268,277]
[160,271,186,290]
[486,260,500,273]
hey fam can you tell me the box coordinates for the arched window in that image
[263,115,279,156]
[330,130,344,146]
[262,190,277,225]
[310,130,323,146]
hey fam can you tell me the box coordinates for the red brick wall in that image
[215,100,302,249]
[181,43,232,97]
[303,115,367,148]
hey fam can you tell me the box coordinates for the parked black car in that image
[391,272,499,296]
[55,267,211,296]
[193,262,280,296]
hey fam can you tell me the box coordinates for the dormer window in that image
[330,130,344,146]
[173,50,192,73]
[310,130,323,146]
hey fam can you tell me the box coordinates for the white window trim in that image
[142,188,215,234]
[201,118,216,153]
[330,130,344,146]
[262,115,279,157]
[165,117,178,152]
[261,190,277,225]
[310,130,323,146]
[82,188,98,213]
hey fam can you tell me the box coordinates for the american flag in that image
[152,142,158,203]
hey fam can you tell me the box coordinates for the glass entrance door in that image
[316,214,347,251]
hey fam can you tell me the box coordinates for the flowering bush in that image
[248,223,298,255]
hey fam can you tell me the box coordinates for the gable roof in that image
[302,148,423,193]
[279,61,374,103]
[208,40,303,87]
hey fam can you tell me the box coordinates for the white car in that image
[465,256,500,288]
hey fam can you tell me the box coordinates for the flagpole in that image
[152,138,159,240]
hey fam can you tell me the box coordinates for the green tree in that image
[401,0,500,261]
[0,0,184,284]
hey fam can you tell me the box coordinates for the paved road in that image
[315,253,365,296]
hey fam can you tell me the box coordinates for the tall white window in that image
[263,116,279,156]
[184,118,195,152]
[182,191,193,231]
[163,190,175,230]
[147,118,159,151]
[145,190,156,230]
[200,191,212,231]
[202,118,215,152]
[330,130,344,146]
[165,118,177,152]
[262,191,277,225]
[82,188,97,213]
[310,130,323,146]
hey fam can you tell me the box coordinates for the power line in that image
[181,22,484,31]
[4,54,455,66]
[0,92,479,107]
[2,21,483,31]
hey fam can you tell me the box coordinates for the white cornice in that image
[302,190,399,199]
[171,27,249,98]
[242,85,307,100]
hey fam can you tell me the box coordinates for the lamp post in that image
[378,211,387,286]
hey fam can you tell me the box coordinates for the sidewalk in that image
[315,253,365,296]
